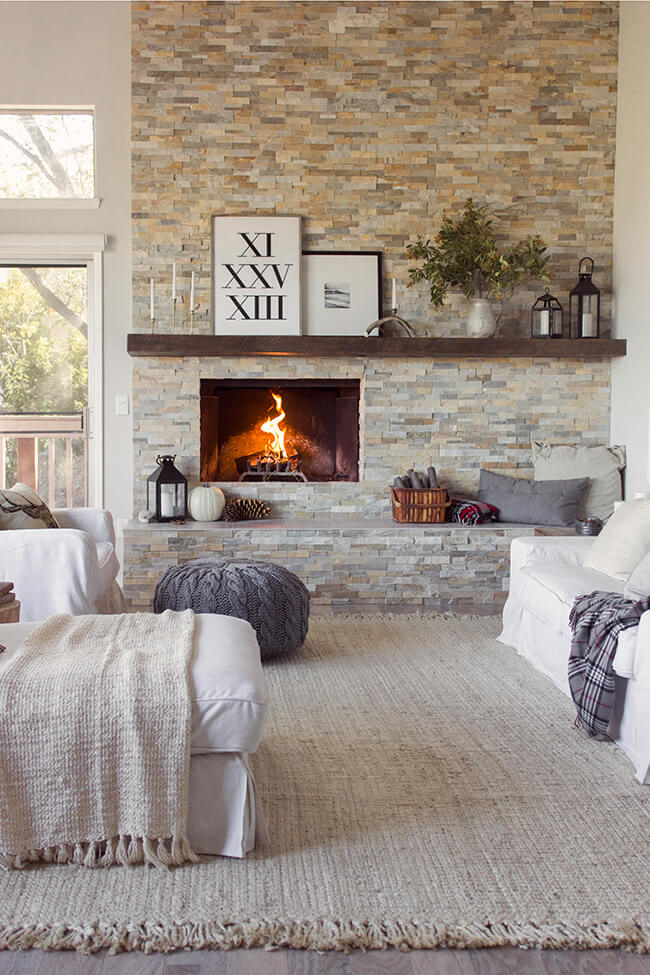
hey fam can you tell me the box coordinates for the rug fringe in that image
[0,834,198,872]
[0,917,647,954]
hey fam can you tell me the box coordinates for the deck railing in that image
[0,413,87,508]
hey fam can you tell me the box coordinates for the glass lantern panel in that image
[159,484,176,519]
[172,483,185,518]
[551,309,563,337]
[581,295,597,337]
[538,309,551,336]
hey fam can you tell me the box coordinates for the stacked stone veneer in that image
[123,519,527,615]
[129,0,619,612]
[132,353,611,516]
[127,351,612,613]
[131,1,618,337]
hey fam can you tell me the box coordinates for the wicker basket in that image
[390,485,451,524]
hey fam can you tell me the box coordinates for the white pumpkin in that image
[188,483,225,522]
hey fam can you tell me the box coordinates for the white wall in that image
[611,1,650,496]
[0,1,132,519]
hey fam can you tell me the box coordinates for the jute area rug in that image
[1,615,648,954]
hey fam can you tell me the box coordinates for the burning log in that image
[235,451,301,474]
[235,391,308,481]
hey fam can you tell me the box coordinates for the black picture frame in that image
[301,250,383,335]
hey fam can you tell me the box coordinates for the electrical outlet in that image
[115,393,130,416]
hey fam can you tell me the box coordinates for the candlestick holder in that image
[172,297,178,330]
[150,316,156,334]
[189,302,200,334]
[365,307,416,338]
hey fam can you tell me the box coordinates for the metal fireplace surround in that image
[200,378,360,483]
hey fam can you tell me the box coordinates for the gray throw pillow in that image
[477,469,589,526]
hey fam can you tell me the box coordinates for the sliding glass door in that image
[0,263,92,506]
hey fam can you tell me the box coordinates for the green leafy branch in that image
[407,199,551,307]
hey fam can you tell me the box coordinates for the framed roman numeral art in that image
[212,215,301,335]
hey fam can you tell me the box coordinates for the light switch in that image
[115,393,130,416]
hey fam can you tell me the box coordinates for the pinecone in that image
[223,498,271,522]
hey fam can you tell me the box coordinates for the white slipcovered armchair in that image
[0,508,126,620]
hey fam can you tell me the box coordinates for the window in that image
[0,235,105,508]
[0,265,88,505]
[0,110,95,199]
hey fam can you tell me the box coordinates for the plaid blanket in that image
[449,498,499,525]
[568,591,650,738]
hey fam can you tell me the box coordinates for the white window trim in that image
[0,199,101,210]
[0,233,105,507]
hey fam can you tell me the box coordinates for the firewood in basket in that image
[407,469,420,489]
[427,466,439,489]
[393,476,409,489]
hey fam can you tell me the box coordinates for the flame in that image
[260,391,288,459]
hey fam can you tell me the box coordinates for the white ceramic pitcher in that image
[466,298,497,338]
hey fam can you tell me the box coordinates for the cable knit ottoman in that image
[154,559,310,659]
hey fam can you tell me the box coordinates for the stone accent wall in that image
[122,519,525,615]
[129,3,618,613]
[131,1,618,337]
[132,353,611,517]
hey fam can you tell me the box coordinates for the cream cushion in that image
[583,498,650,581]
[532,442,625,521]
[624,550,650,601]
[520,560,624,636]
[0,614,268,754]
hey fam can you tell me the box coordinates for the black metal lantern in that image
[570,257,600,338]
[531,287,563,339]
[147,454,187,522]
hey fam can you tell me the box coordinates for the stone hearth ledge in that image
[122,518,536,616]
[125,517,533,532]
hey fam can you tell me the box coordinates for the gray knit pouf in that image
[153,558,310,659]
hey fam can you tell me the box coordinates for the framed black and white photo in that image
[212,215,301,335]
[301,251,383,335]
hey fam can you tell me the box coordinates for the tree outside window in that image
[0,111,94,199]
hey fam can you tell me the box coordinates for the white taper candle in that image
[150,278,154,318]
[172,262,177,301]
[190,270,195,308]
[392,278,397,309]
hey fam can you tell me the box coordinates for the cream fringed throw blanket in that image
[0,610,197,870]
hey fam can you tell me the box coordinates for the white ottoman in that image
[0,612,269,858]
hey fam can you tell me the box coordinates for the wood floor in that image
[1,948,649,974]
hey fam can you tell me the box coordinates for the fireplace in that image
[200,379,360,483]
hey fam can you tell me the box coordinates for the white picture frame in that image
[212,215,301,335]
[301,250,383,336]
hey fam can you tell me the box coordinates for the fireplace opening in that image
[200,379,360,483]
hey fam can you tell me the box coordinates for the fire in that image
[260,391,288,460]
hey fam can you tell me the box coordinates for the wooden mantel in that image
[127,333,626,359]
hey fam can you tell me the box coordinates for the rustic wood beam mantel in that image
[127,333,626,359]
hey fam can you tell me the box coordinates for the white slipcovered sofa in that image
[499,534,650,785]
[0,507,125,620]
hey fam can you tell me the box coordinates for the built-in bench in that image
[122,518,538,615]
